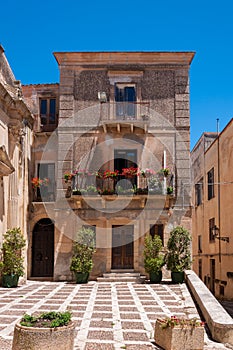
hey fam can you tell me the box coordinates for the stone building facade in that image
[191,119,233,300]
[0,45,33,279]
[22,51,195,281]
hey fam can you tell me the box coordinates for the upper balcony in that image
[99,102,150,132]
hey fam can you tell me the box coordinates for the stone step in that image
[103,272,140,278]
[97,272,146,283]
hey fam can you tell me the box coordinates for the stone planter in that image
[12,321,75,350]
[154,319,204,350]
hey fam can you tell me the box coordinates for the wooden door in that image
[112,225,134,269]
[32,219,54,277]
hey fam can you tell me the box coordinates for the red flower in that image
[121,167,139,178]
[103,170,119,179]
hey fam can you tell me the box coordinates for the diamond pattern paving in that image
[0,281,229,349]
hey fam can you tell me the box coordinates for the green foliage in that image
[70,227,96,274]
[158,316,205,329]
[0,228,26,276]
[143,235,165,273]
[166,186,173,195]
[165,226,192,272]
[20,311,72,328]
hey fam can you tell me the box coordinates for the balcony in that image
[100,102,150,132]
[63,169,175,210]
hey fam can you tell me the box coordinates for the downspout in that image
[217,120,221,263]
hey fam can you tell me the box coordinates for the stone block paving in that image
[0,281,230,349]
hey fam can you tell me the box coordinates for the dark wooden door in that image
[32,219,54,277]
[112,225,134,269]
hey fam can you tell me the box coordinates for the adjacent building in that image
[0,45,33,278]
[191,119,233,299]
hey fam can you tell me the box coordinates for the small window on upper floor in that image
[195,178,203,206]
[207,168,214,200]
[209,217,215,242]
[40,98,57,131]
[114,84,136,119]
[198,235,202,253]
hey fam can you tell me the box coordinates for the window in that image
[114,84,136,119]
[37,163,55,201]
[150,224,164,246]
[209,218,215,242]
[195,178,203,206]
[198,235,202,253]
[198,259,202,280]
[219,285,225,297]
[40,98,57,131]
[207,168,214,200]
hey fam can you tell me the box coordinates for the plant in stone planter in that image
[154,316,205,350]
[143,234,165,283]
[70,227,96,283]
[0,227,26,288]
[12,311,75,350]
[165,226,192,283]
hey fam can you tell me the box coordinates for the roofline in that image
[191,118,233,154]
[53,51,195,66]
[205,118,233,153]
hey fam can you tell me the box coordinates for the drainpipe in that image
[217,125,221,263]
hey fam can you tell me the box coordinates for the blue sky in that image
[1,0,232,148]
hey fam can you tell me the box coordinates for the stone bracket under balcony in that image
[101,119,149,133]
[56,194,175,211]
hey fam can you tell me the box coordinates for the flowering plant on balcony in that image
[31,177,49,189]
[103,170,119,179]
[140,168,156,177]
[93,171,103,179]
[64,172,74,183]
[159,168,170,177]
[157,316,205,329]
[121,167,139,178]
[74,169,91,177]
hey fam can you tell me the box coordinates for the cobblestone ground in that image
[0,281,230,350]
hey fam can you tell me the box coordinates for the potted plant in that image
[70,227,96,283]
[12,311,75,350]
[31,177,49,201]
[143,234,165,283]
[154,315,205,350]
[0,227,26,288]
[165,226,192,283]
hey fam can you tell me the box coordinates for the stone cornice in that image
[0,82,34,127]
[54,51,195,67]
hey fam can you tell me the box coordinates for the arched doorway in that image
[31,218,54,277]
